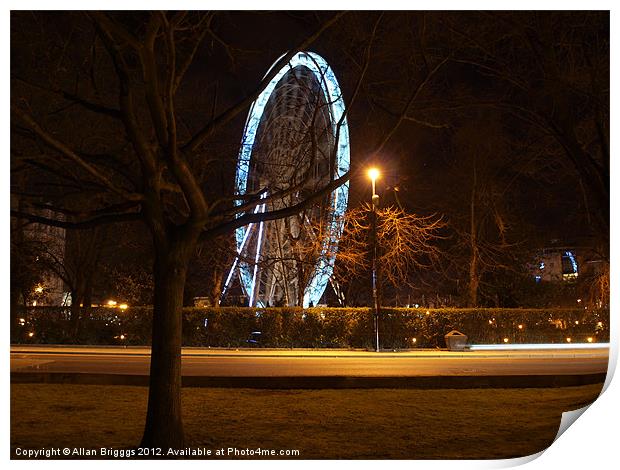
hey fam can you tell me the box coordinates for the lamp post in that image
[368,167,380,352]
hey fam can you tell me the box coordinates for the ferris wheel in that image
[221,51,350,308]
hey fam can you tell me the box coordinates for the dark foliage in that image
[14,306,609,349]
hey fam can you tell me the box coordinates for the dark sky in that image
[10,10,609,274]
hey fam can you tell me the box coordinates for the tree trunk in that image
[10,288,20,343]
[140,243,190,450]
[468,246,479,307]
[468,160,479,308]
[78,280,93,341]
[209,269,223,307]
[70,288,82,341]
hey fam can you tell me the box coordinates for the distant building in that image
[531,246,605,284]
[22,208,67,306]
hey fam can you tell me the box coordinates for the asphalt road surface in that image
[10,346,609,378]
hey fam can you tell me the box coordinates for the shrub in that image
[12,306,610,348]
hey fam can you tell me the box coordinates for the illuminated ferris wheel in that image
[221,51,350,308]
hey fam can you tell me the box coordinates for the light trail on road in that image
[11,346,609,378]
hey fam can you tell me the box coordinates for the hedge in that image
[12,306,609,349]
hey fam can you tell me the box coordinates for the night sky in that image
[10,10,609,305]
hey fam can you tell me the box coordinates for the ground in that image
[11,383,603,459]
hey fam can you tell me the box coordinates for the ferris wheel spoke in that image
[249,196,268,307]
[220,194,267,303]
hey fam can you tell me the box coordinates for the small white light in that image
[28,332,34,337]
[503,338,509,343]
[587,337,593,343]
[566,337,572,343]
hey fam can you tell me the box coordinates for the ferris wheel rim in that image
[231,51,350,308]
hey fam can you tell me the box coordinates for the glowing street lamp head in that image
[367,167,380,182]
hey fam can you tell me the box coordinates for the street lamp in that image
[367,167,380,352]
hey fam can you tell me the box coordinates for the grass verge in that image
[11,383,603,459]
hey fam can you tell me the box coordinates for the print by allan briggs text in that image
[14,447,301,458]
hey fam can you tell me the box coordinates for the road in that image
[11,345,609,378]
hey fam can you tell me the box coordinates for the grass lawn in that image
[11,383,603,459]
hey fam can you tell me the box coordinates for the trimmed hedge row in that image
[13,306,610,349]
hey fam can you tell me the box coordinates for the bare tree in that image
[188,234,235,306]
[11,11,353,448]
[44,226,108,338]
[333,204,444,305]
[426,120,531,307]
[10,216,55,336]
[410,12,609,232]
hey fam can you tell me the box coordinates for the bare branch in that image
[11,209,142,230]
[173,13,213,93]
[88,12,140,49]
[12,105,143,203]
[89,12,158,176]
[184,11,347,153]
[374,54,452,155]
[202,170,350,240]
[12,76,122,119]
